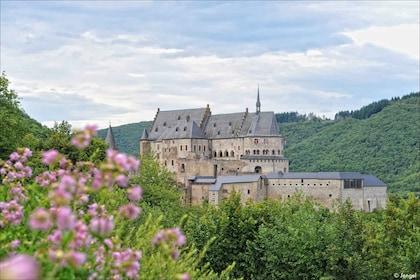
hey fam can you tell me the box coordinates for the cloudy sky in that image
[1,1,419,129]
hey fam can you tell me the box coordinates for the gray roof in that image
[148,108,209,140]
[144,106,281,141]
[209,174,262,191]
[105,125,117,150]
[361,174,387,187]
[140,128,149,140]
[187,176,217,184]
[266,172,386,187]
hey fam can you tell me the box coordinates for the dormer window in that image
[213,123,216,127]
[183,127,187,131]
[178,116,181,120]
[163,122,167,126]
[155,127,158,132]
[229,122,232,126]
[175,127,179,132]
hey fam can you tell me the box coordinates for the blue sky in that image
[1,1,419,129]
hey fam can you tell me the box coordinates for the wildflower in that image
[89,216,114,235]
[178,273,190,280]
[11,240,20,249]
[71,124,97,148]
[64,251,86,268]
[42,150,59,166]
[115,174,129,188]
[56,206,77,231]
[127,186,142,202]
[29,207,52,231]
[0,254,40,280]
[119,204,141,220]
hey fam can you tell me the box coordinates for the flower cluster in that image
[0,125,149,279]
[0,148,32,227]
[152,227,187,261]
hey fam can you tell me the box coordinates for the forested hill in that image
[98,92,419,196]
[97,121,151,157]
[279,92,419,197]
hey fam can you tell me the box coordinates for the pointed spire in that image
[256,84,261,114]
[105,122,118,150]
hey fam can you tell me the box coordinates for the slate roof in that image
[147,108,209,140]
[105,125,117,150]
[144,106,280,141]
[187,176,217,184]
[265,172,386,187]
[209,175,262,191]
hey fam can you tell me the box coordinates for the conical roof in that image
[105,124,118,150]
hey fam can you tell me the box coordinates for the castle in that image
[138,90,388,211]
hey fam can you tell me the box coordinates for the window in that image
[183,127,187,131]
[344,179,362,188]
[198,145,201,152]
[180,145,182,151]
[163,122,167,126]
[194,145,196,151]
[178,116,181,120]
[254,139,259,144]
[171,160,174,166]
[155,127,158,132]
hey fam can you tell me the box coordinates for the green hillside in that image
[98,121,151,157]
[279,93,419,196]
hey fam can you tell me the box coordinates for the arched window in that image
[219,151,223,157]
[230,151,235,157]
[255,166,262,173]
[224,150,229,157]
[214,151,217,157]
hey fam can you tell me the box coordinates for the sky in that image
[1,1,419,129]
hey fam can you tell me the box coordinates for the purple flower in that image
[64,251,86,268]
[119,204,141,220]
[11,240,20,249]
[0,254,40,280]
[29,207,52,231]
[56,207,77,231]
[42,150,59,166]
[9,152,20,161]
[127,186,142,202]
[178,273,190,280]
[89,216,114,235]
[115,174,129,188]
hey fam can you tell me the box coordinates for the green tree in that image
[0,72,27,159]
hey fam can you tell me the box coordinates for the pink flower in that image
[11,240,20,249]
[119,204,141,220]
[9,152,20,161]
[29,207,52,231]
[89,216,114,235]
[178,273,190,280]
[115,174,129,187]
[56,207,77,231]
[64,251,86,268]
[127,186,142,202]
[0,254,40,280]
[42,150,59,166]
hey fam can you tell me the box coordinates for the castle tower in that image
[105,122,118,150]
[256,85,261,115]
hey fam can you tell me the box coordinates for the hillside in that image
[99,93,419,196]
[279,93,419,197]
[98,121,151,157]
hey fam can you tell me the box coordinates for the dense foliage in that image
[184,193,420,280]
[0,73,50,159]
[280,93,420,197]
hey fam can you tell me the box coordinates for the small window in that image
[155,127,158,132]
[175,127,179,131]
[214,123,217,127]
[247,189,250,194]
[183,127,187,131]
[163,122,167,126]
[178,116,181,120]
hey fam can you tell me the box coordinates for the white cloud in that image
[341,24,419,60]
